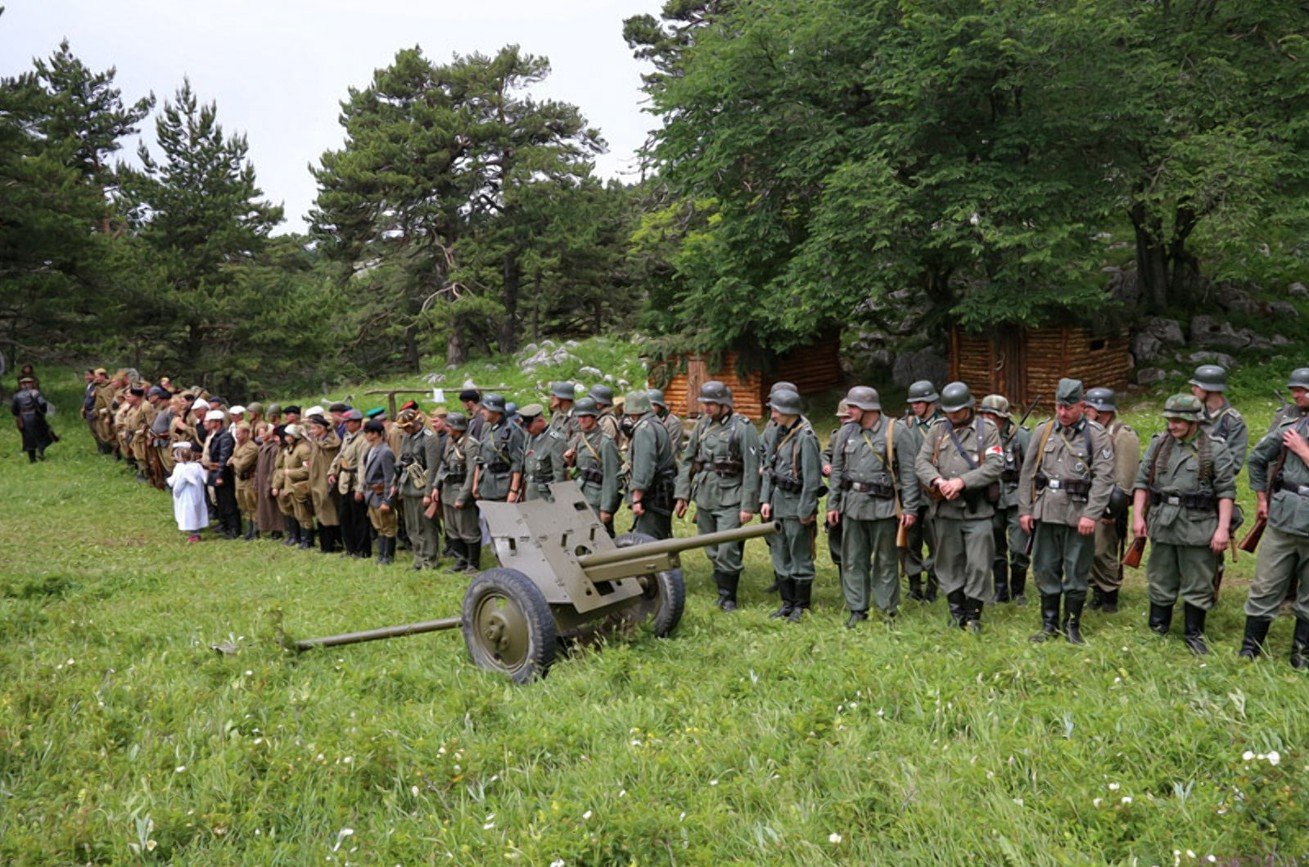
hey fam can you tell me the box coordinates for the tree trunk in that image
[446,320,466,366]
[1130,203,1169,313]
[499,250,521,354]
[404,323,421,373]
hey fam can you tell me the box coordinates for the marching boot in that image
[788,580,811,622]
[1183,604,1210,656]
[242,519,256,541]
[283,524,300,547]
[993,560,1011,604]
[1238,616,1272,660]
[1062,594,1086,645]
[845,610,868,628]
[378,536,395,565]
[713,571,729,610]
[463,541,481,573]
[299,526,315,550]
[1030,594,1061,642]
[770,579,795,619]
[1089,586,1105,610]
[27,451,37,463]
[924,572,939,602]
[1101,589,1120,614]
[1011,567,1028,605]
[1291,618,1309,670]
[318,526,333,553]
[946,589,967,629]
[1148,603,1174,636]
[721,572,741,612]
[907,575,925,602]
[965,598,984,635]
[443,532,457,559]
[765,572,782,594]
[449,539,468,572]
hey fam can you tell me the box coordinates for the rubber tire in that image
[461,567,557,683]
[614,532,686,638]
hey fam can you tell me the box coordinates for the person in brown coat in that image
[254,423,285,539]
[230,422,260,540]
[306,413,342,553]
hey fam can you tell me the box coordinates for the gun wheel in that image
[462,568,557,683]
[614,532,686,638]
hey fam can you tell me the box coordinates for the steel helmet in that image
[647,388,668,409]
[843,386,881,412]
[623,390,652,415]
[589,384,615,407]
[1161,393,1203,420]
[1188,364,1228,393]
[907,380,939,403]
[770,388,803,416]
[1287,369,1309,390]
[978,394,1011,418]
[445,411,469,431]
[1084,388,1117,413]
[768,380,797,397]
[550,381,576,401]
[482,393,507,413]
[697,380,733,407]
[939,381,974,413]
[573,397,600,418]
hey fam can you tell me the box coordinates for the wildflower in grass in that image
[829,833,843,844]
[1266,750,1280,766]
[1093,798,1103,808]
[1242,750,1255,761]
[1108,782,1120,791]
[1121,797,1132,805]
[582,810,592,820]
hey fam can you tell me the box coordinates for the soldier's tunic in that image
[548,408,578,443]
[524,427,568,501]
[904,408,944,595]
[1246,417,1309,620]
[830,416,921,615]
[675,412,761,574]
[1268,404,1304,434]
[330,426,372,555]
[1135,430,1235,610]
[254,437,283,534]
[761,417,822,586]
[278,439,314,530]
[572,427,622,534]
[439,432,480,544]
[915,414,1004,601]
[81,381,99,444]
[399,427,442,568]
[992,420,1032,594]
[91,382,116,447]
[598,411,627,455]
[362,441,398,537]
[1090,419,1140,594]
[231,439,260,522]
[1017,418,1115,598]
[822,421,858,571]
[308,429,341,527]
[150,407,176,474]
[1201,400,1247,473]
[661,410,685,460]
[474,418,527,502]
[627,411,678,540]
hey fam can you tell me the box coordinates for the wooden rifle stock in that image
[896,519,908,549]
[1238,516,1266,554]
[1121,535,1147,569]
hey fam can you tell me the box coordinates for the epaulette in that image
[1086,418,1106,432]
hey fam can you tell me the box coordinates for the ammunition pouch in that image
[770,472,803,494]
[648,468,677,515]
[1277,480,1309,497]
[486,461,510,473]
[237,469,255,481]
[841,477,895,499]
[578,466,604,485]
[1001,468,1018,483]
[1036,475,1091,501]
[1149,488,1216,511]
[441,471,467,485]
[708,459,743,476]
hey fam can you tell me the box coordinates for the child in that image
[166,442,209,542]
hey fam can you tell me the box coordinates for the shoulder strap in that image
[1150,435,1172,488]
[1197,429,1213,483]
[1031,420,1057,480]
[887,418,900,514]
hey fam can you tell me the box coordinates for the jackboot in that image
[1238,616,1272,660]
[1011,567,1028,605]
[993,560,1010,603]
[243,519,257,541]
[1148,603,1174,636]
[946,589,967,629]
[788,580,811,622]
[907,575,925,602]
[463,541,481,573]
[318,526,334,554]
[1182,604,1209,656]
[443,533,457,559]
[284,524,300,547]
[770,579,795,619]
[923,572,939,602]
[1029,594,1061,642]
[449,539,468,572]
[27,451,37,463]
[765,572,782,594]
[299,526,315,550]
[720,572,741,612]
[1291,618,1309,670]
[377,536,395,565]
[1062,594,1086,645]
[1100,588,1119,614]
[965,598,984,635]
[1089,586,1106,610]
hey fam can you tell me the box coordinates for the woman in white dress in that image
[166,442,209,542]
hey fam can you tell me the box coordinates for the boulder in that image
[579,366,603,377]
[1185,351,1235,370]
[1144,317,1185,347]
[1190,315,1257,350]
[1269,300,1300,319]
[1136,367,1167,387]
[1290,282,1308,299]
[891,348,949,389]
[1132,332,1163,364]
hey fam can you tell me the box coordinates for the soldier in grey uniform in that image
[828,386,920,627]
[915,382,1004,632]
[437,412,481,572]
[1189,364,1248,473]
[650,389,685,459]
[521,403,567,501]
[978,395,1031,604]
[624,390,678,541]
[1241,372,1309,667]
[759,381,799,594]
[822,400,857,581]
[1267,371,1309,433]
[472,393,528,505]
[395,408,443,570]
[760,388,822,621]
[1084,387,1139,613]
[1019,378,1115,645]
[1132,394,1235,655]
[548,382,578,442]
[570,397,622,536]
[590,384,625,453]
[904,380,944,602]
[675,381,761,610]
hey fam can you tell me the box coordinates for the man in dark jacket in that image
[203,409,239,538]
[11,375,55,462]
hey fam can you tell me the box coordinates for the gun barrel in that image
[577,521,781,569]
[294,616,462,651]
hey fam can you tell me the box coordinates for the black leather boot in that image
[1063,594,1086,645]
[765,572,782,594]
[1011,567,1028,605]
[284,523,300,547]
[993,559,1010,603]
[378,536,394,565]
[1183,604,1209,656]
[300,526,315,550]
[924,572,939,602]
[1148,603,1173,636]
[1291,618,1309,670]
[450,539,467,572]
[770,579,795,619]
[907,575,925,602]
[721,573,740,612]
[946,589,967,629]
[464,541,480,573]
[1089,586,1105,610]
[1101,588,1119,614]
[788,581,811,622]
[966,597,984,634]
[1030,594,1061,642]
[1239,616,1272,660]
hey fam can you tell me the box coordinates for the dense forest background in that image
[2,1,1307,398]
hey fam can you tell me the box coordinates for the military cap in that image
[940,382,975,412]
[648,388,667,408]
[266,403,282,415]
[19,375,36,385]
[1188,364,1228,393]
[550,381,576,400]
[328,402,349,413]
[769,380,798,397]
[308,413,329,427]
[518,403,544,420]
[283,405,302,415]
[208,395,227,407]
[362,419,385,434]
[343,409,363,422]
[697,380,733,407]
[1288,369,1309,390]
[445,411,469,430]
[574,397,600,418]
[246,401,264,414]
[589,384,615,406]
[364,407,386,419]
[623,390,652,415]
[979,394,1011,418]
[844,386,881,412]
[203,409,225,422]
[770,388,803,416]
[147,386,170,400]
[459,388,481,403]
[305,405,324,418]
[482,393,507,413]
[1054,378,1085,405]
[1083,388,1117,413]
[273,424,286,438]
[129,386,145,397]
[907,380,939,403]
[396,408,421,426]
[400,400,419,412]
[230,405,247,415]
[1162,393,1203,420]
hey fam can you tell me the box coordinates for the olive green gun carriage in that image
[293,482,780,682]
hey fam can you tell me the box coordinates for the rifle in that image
[1015,395,1044,429]
[1121,535,1146,568]
[1238,516,1266,554]
[1212,550,1225,602]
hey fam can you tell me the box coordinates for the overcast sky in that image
[0,0,660,233]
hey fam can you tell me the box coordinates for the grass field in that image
[3,347,1308,864]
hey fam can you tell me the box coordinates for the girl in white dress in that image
[166,442,209,542]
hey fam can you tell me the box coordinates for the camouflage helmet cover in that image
[978,394,1011,419]
[1162,393,1203,420]
[624,390,652,415]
